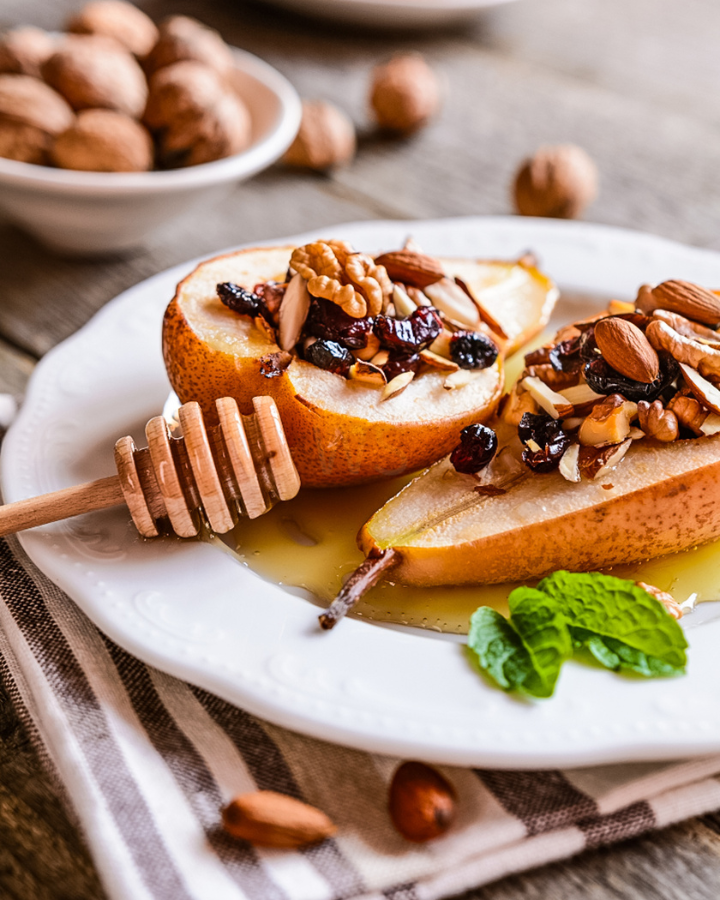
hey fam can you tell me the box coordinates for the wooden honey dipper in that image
[0,396,301,539]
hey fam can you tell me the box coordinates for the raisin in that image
[518,412,570,473]
[217,282,265,317]
[374,307,442,352]
[524,346,552,366]
[584,352,678,403]
[450,424,498,474]
[304,339,353,376]
[384,352,421,381]
[449,331,499,369]
[305,298,373,349]
[549,335,583,373]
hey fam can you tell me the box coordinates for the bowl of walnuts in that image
[0,4,301,255]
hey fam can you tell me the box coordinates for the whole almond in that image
[374,250,444,289]
[594,317,659,383]
[636,280,720,326]
[388,761,456,842]
[222,791,336,848]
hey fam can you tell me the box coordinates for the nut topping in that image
[667,392,707,435]
[652,309,720,346]
[382,370,414,400]
[594,316,659,384]
[646,319,720,378]
[374,250,444,289]
[637,400,679,442]
[521,376,574,419]
[424,278,481,329]
[277,273,311,351]
[636,280,720,326]
[679,363,720,415]
[578,395,638,446]
[578,439,632,480]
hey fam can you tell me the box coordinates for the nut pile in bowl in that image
[498,280,720,484]
[0,1,252,172]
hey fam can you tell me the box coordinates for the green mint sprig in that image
[468,572,688,698]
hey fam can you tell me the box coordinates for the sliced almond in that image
[429,328,453,358]
[424,278,481,329]
[370,349,390,367]
[444,368,484,390]
[407,285,430,307]
[382,370,414,400]
[392,283,417,318]
[454,276,509,341]
[521,376,574,419]
[419,349,458,372]
[374,250,444,289]
[578,395,638,446]
[526,438,542,453]
[354,332,381,361]
[559,442,581,483]
[637,280,720,326]
[349,360,386,386]
[594,317,659,383]
[278,273,311,351]
[559,383,605,406]
[578,439,632,480]
[562,416,584,430]
[680,362,720,415]
[701,413,720,436]
[629,426,646,440]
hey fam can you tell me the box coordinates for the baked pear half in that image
[320,279,720,627]
[163,241,557,487]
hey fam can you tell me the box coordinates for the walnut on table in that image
[0,27,55,78]
[52,108,153,172]
[283,100,356,171]
[42,34,148,118]
[513,144,598,219]
[68,0,159,59]
[369,53,440,133]
[0,73,74,164]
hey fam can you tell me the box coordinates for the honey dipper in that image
[0,396,301,539]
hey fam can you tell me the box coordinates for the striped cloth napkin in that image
[3,530,720,900]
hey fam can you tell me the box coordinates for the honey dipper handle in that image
[0,475,126,537]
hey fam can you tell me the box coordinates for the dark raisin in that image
[305,298,373,349]
[217,282,264,317]
[253,281,286,317]
[584,352,678,402]
[304,339,353,377]
[518,412,571,473]
[449,331,499,369]
[450,424,498,475]
[374,307,442,352]
[549,335,583,373]
[384,352,421,381]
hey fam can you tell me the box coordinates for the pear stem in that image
[318,549,398,630]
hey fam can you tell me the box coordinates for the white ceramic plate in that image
[5,216,720,769]
[262,0,519,27]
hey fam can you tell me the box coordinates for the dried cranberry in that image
[253,281,286,317]
[449,331,498,369]
[384,352,421,381]
[217,282,265,317]
[549,335,583,373]
[584,352,678,403]
[374,307,442,353]
[305,299,373,349]
[304,339,353,377]
[450,424,498,474]
[518,412,570,473]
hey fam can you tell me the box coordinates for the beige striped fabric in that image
[2,531,720,900]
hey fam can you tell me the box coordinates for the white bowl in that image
[0,48,301,255]
[263,0,520,27]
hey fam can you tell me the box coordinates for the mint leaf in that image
[468,607,535,692]
[506,587,573,697]
[537,571,687,672]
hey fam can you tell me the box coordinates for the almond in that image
[278,273,311,351]
[594,317,659,383]
[578,438,631,480]
[222,791,336,848]
[636,280,720,326]
[388,762,456,842]
[382,370,414,400]
[679,363,720,415]
[374,250,444,289]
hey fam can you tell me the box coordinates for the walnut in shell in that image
[68,0,159,59]
[370,53,440,133]
[0,27,55,78]
[52,108,153,172]
[283,100,356,170]
[513,144,598,219]
[144,16,235,76]
[144,61,251,167]
[42,34,148,118]
[0,74,74,164]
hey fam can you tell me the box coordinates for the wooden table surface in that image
[2,0,720,896]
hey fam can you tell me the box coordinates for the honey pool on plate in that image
[218,476,720,634]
